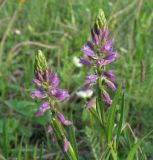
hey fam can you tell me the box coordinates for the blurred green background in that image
[0,0,153,159]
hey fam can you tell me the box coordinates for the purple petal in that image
[86,40,94,49]
[57,112,65,123]
[40,101,50,109]
[101,39,113,52]
[83,83,91,90]
[86,74,97,83]
[103,90,112,105]
[47,124,52,132]
[96,58,105,66]
[63,120,72,126]
[103,71,116,81]
[91,29,99,44]
[102,28,109,39]
[81,45,95,57]
[31,89,46,99]
[79,57,91,66]
[106,80,116,91]
[35,108,45,116]
[86,99,93,108]
[51,89,69,101]
[50,71,59,87]
[63,138,69,152]
[33,78,41,86]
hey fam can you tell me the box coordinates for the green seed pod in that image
[34,50,47,73]
[94,9,107,30]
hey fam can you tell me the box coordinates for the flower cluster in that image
[80,10,118,106]
[31,50,71,152]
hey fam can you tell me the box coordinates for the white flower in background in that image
[14,29,21,35]
[76,90,93,98]
[73,56,83,67]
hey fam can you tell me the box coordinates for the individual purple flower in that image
[96,58,105,66]
[86,40,94,49]
[31,89,46,99]
[49,71,59,88]
[91,28,99,44]
[103,90,112,105]
[106,80,116,91]
[79,57,91,66]
[103,71,116,81]
[35,101,50,116]
[63,138,69,152]
[86,74,97,83]
[102,28,109,39]
[33,78,41,86]
[57,112,72,126]
[82,45,95,57]
[50,89,69,102]
[40,101,50,109]
[101,39,113,52]
[86,99,94,108]
[83,82,91,90]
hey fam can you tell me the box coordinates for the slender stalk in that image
[49,101,77,160]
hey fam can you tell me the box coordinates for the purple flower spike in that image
[86,74,97,83]
[82,45,95,57]
[104,71,116,81]
[80,57,91,66]
[103,90,112,105]
[101,39,113,52]
[106,80,116,91]
[47,124,53,133]
[86,99,93,108]
[51,89,69,102]
[63,138,69,152]
[31,89,46,99]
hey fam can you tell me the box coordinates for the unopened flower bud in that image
[34,50,48,73]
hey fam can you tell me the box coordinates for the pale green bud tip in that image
[34,50,47,72]
[95,9,107,29]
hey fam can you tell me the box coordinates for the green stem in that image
[49,101,78,160]
[96,78,106,129]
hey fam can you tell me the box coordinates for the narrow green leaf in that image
[18,136,24,160]
[116,93,125,147]
[33,143,38,160]
[107,85,121,143]
[127,130,153,160]
[67,111,79,160]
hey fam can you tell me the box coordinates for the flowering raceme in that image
[31,51,77,159]
[80,9,118,107]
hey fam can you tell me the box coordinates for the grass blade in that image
[107,85,121,144]
[127,130,153,160]
[67,111,79,160]
[116,93,125,147]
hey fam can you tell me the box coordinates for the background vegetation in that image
[0,0,153,159]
